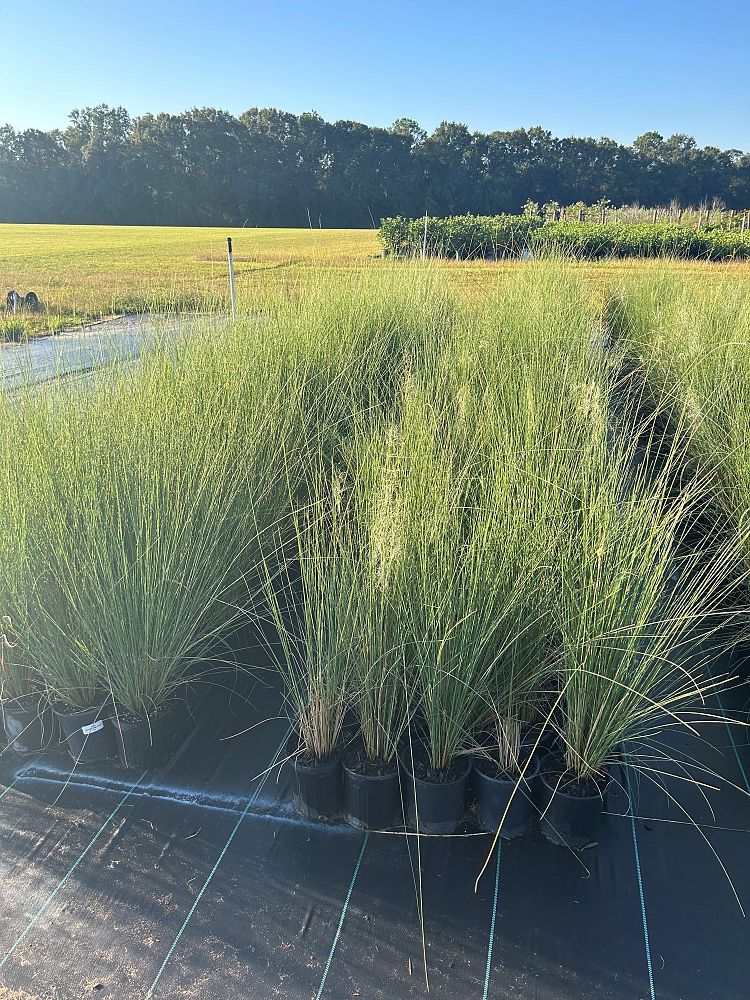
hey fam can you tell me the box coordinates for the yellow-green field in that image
[0,225,379,338]
[2,223,749,340]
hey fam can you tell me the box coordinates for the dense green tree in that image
[0,105,747,226]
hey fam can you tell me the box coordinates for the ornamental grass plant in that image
[0,318,310,717]
[554,435,746,786]
[612,272,750,545]
[391,264,612,775]
[252,268,458,763]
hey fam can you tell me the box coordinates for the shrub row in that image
[379,214,542,259]
[380,216,750,260]
[532,222,750,260]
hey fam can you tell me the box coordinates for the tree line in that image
[0,105,748,228]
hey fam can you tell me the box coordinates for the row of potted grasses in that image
[379,215,750,260]
[0,264,747,852]
[261,266,747,848]
[612,271,750,585]
[0,271,452,764]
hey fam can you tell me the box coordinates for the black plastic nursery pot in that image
[522,721,561,756]
[292,750,342,821]
[112,699,188,769]
[55,703,117,764]
[537,754,613,849]
[1,693,56,754]
[473,753,541,839]
[343,752,400,831]
[399,748,472,834]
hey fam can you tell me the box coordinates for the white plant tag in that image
[81,720,104,736]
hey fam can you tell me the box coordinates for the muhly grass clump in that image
[252,266,462,764]
[341,424,413,765]
[259,484,358,764]
[554,433,747,785]
[0,317,313,716]
[612,271,750,539]
[367,264,613,775]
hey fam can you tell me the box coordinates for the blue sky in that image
[1,0,747,150]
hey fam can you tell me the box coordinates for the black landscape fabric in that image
[1,659,749,1000]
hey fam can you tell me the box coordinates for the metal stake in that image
[227,237,237,319]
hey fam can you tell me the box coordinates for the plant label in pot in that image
[55,704,117,764]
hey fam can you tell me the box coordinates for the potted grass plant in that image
[466,448,561,840]
[392,388,490,835]
[261,485,357,821]
[3,322,308,769]
[339,431,412,830]
[539,443,744,849]
[341,576,409,830]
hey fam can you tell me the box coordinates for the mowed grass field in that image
[0,224,379,338]
[2,222,750,339]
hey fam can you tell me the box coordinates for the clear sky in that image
[1,0,748,150]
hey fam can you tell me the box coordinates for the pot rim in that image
[1,691,50,712]
[52,701,111,720]
[343,759,399,781]
[473,752,541,785]
[111,699,184,726]
[294,750,341,775]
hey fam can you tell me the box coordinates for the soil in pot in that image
[112,699,189,769]
[1,693,56,754]
[473,752,541,839]
[292,744,342,821]
[399,740,471,834]
[343,744,400,831]
[55,703,117,764]
[537,754,612,849]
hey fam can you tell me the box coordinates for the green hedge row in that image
[379,216,750,260]
[532,222,750,260]
[379,214,542,259]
